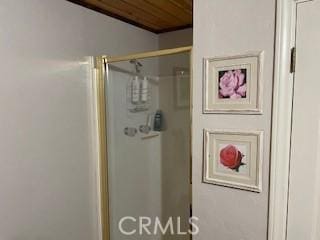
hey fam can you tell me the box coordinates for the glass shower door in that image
[105,52,191,240]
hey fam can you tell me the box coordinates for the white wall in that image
[192,1,275,240]
[0,1,158,239]
[159,28,193,50]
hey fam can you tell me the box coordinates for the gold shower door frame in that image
[94,46,193,240]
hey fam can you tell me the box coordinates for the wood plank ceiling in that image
[67,0,193,33]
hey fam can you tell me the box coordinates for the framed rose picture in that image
[203,52,263,114]
[203,129,263,192]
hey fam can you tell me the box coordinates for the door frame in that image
[268,0,314,239]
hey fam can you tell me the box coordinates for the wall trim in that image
[268,0,313,239]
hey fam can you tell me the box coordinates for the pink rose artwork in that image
[219,144,245,172]
[218,69,247,99]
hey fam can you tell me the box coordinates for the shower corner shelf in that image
[141,132,160,140]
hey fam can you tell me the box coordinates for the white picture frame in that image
[203,52,263,114]
[203,129,263,192]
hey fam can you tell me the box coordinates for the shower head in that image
[130,59,143,73]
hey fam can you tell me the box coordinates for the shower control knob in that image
[139,125,151,134]
[124,127,137,137]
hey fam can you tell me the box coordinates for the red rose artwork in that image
[219,144,245,172]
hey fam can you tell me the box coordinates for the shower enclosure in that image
[94,47,192,240]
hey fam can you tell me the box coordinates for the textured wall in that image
[159,28,193,50]
[192,1,275,239]
[0,1,157,239]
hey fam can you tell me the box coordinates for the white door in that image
[287,0,320,239]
